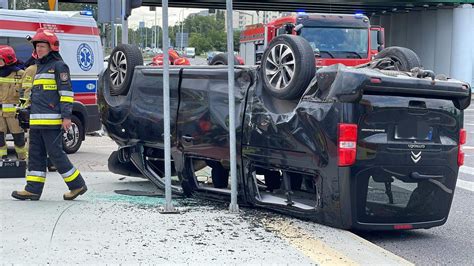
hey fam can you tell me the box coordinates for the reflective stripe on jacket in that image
[0,70,24,117]
[29,52,73,128]
[21,64,37,102]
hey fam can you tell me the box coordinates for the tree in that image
[176,10,241,55]
[11,1,96,17]
[189,33,212,55]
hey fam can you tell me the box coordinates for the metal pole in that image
[263,11,268,49]
[227,0,239,213]
[55,0,58,11]
[111,0,115,48]
[13,0,16,10]
[115,25,118,46]
[155,9,157,48]
[162,0,176,213]
[122,0,128,44]
[180,10,184,50]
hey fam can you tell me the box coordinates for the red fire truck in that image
[240,13,385,67]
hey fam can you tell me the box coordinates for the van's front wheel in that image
[108,44,143,96]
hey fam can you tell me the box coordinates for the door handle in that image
[182,135,194,142]
[410,172,443,180]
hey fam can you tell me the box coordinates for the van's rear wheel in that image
[108,44,143,96]
[261,34,315,100]
[375,46,422,71]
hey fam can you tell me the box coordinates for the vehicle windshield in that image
[185,48,194,53]
[300,27,369,59]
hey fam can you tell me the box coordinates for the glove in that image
[19,98,30,109]
[17,107,30,130]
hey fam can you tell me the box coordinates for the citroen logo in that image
[411,151,421,163]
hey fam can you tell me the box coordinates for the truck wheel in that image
[209,53,242,65]
[375,46,422,71]
[63,115,83,154]
[262,34,315,100]
[108,44,143,96]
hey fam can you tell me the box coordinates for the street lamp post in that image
[179,9,187,50]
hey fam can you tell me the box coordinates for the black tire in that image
[108,44,143,96]
[208,161,229,188]
[261,34,315,100]
[209,53,241,66]
[63,114,83,154]
[374,46,422,71]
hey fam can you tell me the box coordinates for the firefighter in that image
[12,28,87,201]
[0,46,27,160]
[21,49,57,172]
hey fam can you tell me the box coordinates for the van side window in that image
[0,37,32,62]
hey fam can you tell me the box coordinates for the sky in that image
[128,7,206,29]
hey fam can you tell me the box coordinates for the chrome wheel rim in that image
[265,44,296,91]
[110,51,127,86]
[63,122,80,149]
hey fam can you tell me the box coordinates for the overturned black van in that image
[98,35,471,230]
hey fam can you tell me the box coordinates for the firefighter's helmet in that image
[0,45,18,65]
[31,28,60,52]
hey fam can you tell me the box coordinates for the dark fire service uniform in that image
[24,51,86,195]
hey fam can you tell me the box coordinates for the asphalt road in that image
[2,136,408,265]
[358,105,474,265]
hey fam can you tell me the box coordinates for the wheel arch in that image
[72,101,87,140]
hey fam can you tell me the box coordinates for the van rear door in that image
[315,64,470,227]
[349,70,469,227]
[354,95,463,226]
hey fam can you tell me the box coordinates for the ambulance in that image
[0,9,104,153]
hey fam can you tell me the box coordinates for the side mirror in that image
[314,48,320,57]
[284,23,295,34]
[294,24,304,34]
[377,30,384,46]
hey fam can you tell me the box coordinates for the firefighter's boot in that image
[0,145,7,159]
[15,145,28,160]
[11,190,41,201]
[63,185,87,200]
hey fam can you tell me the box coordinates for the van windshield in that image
[300,27,369,59]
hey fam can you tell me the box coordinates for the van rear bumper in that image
[352,218,447,231]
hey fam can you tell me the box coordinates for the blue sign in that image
[77,43,94,71]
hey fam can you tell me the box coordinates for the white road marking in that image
[457,179,474,192]
[462,146,474,150]
[458,166,474,192]
[460,165,474,173]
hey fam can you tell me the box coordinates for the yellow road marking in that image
[262,218,358,265]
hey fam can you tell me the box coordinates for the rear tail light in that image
[458,128,466,166]
[370,77,382,84]
[459,129,466,145]
[394,224,413,230]
[338,123,358,166]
